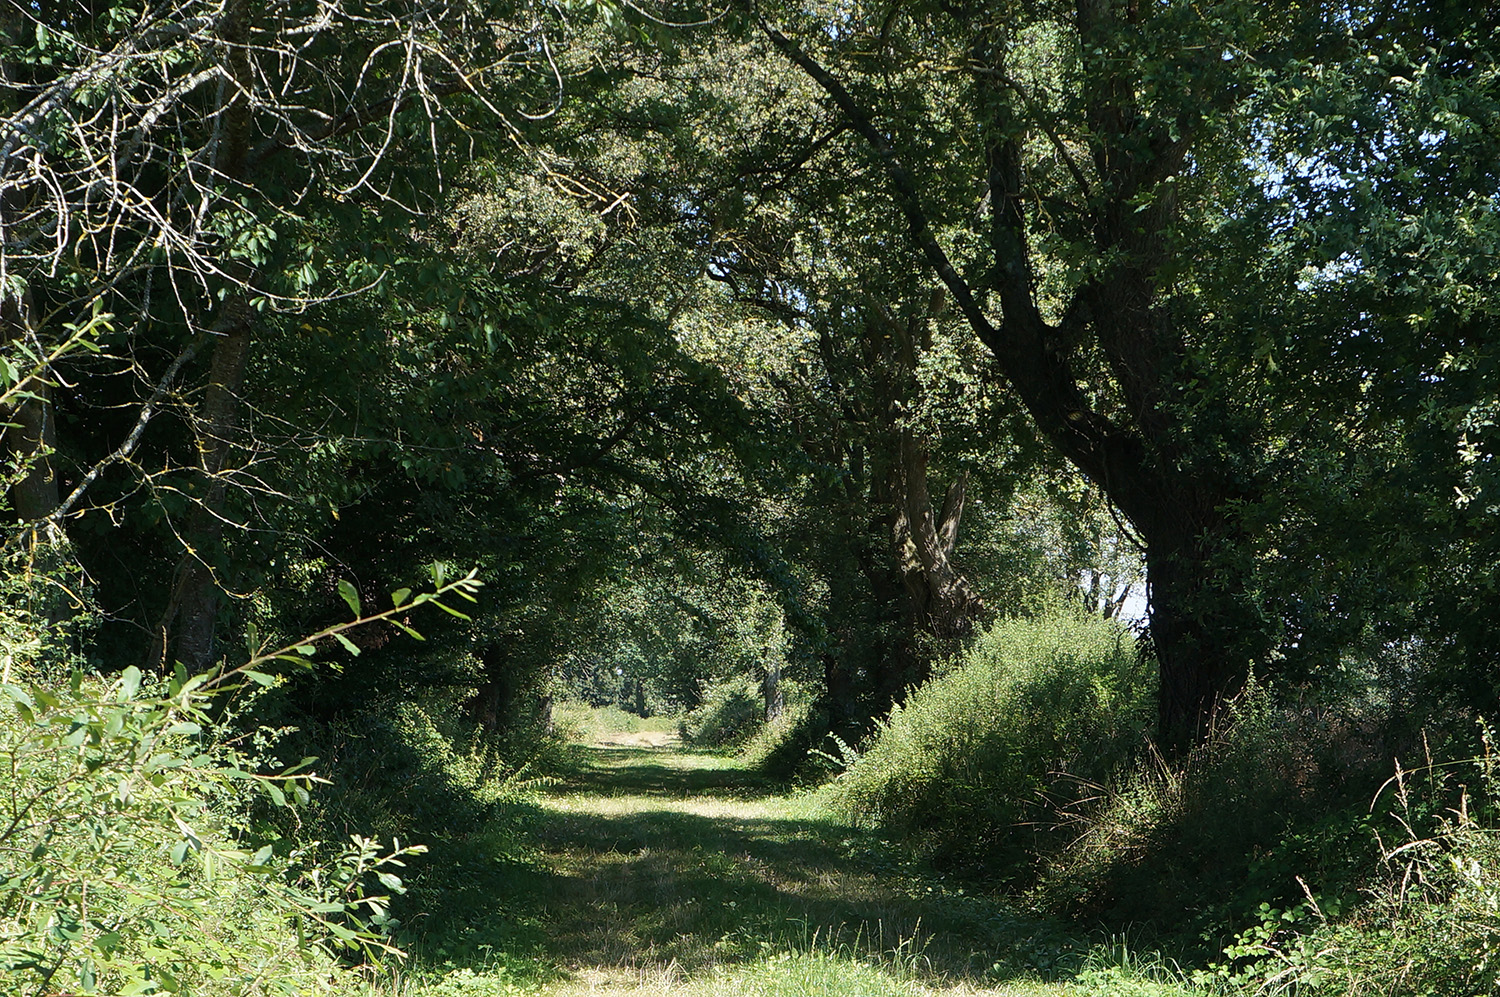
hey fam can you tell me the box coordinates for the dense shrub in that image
[681,679,768,748]
[0,663,416,996]
[741,698,822,777]
[1196,733,1500,995]
[820,611,1150,876]
[1032,692,1379,929]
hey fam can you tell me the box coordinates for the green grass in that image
[552,702,681,740]
[364,707,1200,997]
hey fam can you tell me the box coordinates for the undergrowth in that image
[819,611,1149,876]
[0,649,425,996]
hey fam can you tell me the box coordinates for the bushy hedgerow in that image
[820,611,1151,876]
[681,679,768,748]
[0,661,418,997]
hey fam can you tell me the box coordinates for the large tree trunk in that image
[892,431,983,644]
[159,300,254,670]
[866,298,986,687]
[157,0,257,671]
[762,656,784,721]
[467,645,520,732]
[762,7,1267,751]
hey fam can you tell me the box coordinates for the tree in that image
[752,0,1357,748]
[1,0,573,667]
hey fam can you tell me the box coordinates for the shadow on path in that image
[544,744,783,798]
[402,741,1061,989]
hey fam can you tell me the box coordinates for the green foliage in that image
[0,663,420,996]
[293,700,542,847]
[681,680,763,748]
[1028,686,1413,947]
[0,566,490,996]
[821,611,1149,874]
[740,698,824,780]
[681,674,811,752]
[1196,736,1500,996]
[551,701,677,742]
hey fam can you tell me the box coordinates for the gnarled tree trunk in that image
[762,6,1270,752]
[892,432,983,644]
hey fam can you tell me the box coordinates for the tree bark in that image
[468,645,520,732]
[157,0,258,671]
[159,299,253,670]
[892,432,983,643]
[762,655,784,721]
[2,294,60,524]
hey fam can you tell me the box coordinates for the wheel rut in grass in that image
[521,731,1067,996]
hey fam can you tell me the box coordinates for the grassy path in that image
[499,727,1081,997]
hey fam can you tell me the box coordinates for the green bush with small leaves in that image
[0,664,423,996]
[681,679,765,748]
[821,611,1150,875]
[0,569,482,996]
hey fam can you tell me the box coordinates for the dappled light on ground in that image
[490,732,1077,996]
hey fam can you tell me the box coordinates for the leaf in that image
[170,840,191,865]
[338,579,361,617]
[2,684,34,708]
[430,600,473,621]
[243,670,277,687]
[333,633,361,656]
[390,587,412,606]
[390,619,425,641]
[120,665,142,700]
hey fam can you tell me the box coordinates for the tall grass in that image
[1201,734,1500,995]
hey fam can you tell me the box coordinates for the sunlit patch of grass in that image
[553,704,682,744]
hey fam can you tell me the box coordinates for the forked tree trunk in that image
[892,431,983,644]
[761,11,1268,752]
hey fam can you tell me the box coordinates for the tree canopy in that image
[1,0,1495,758]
